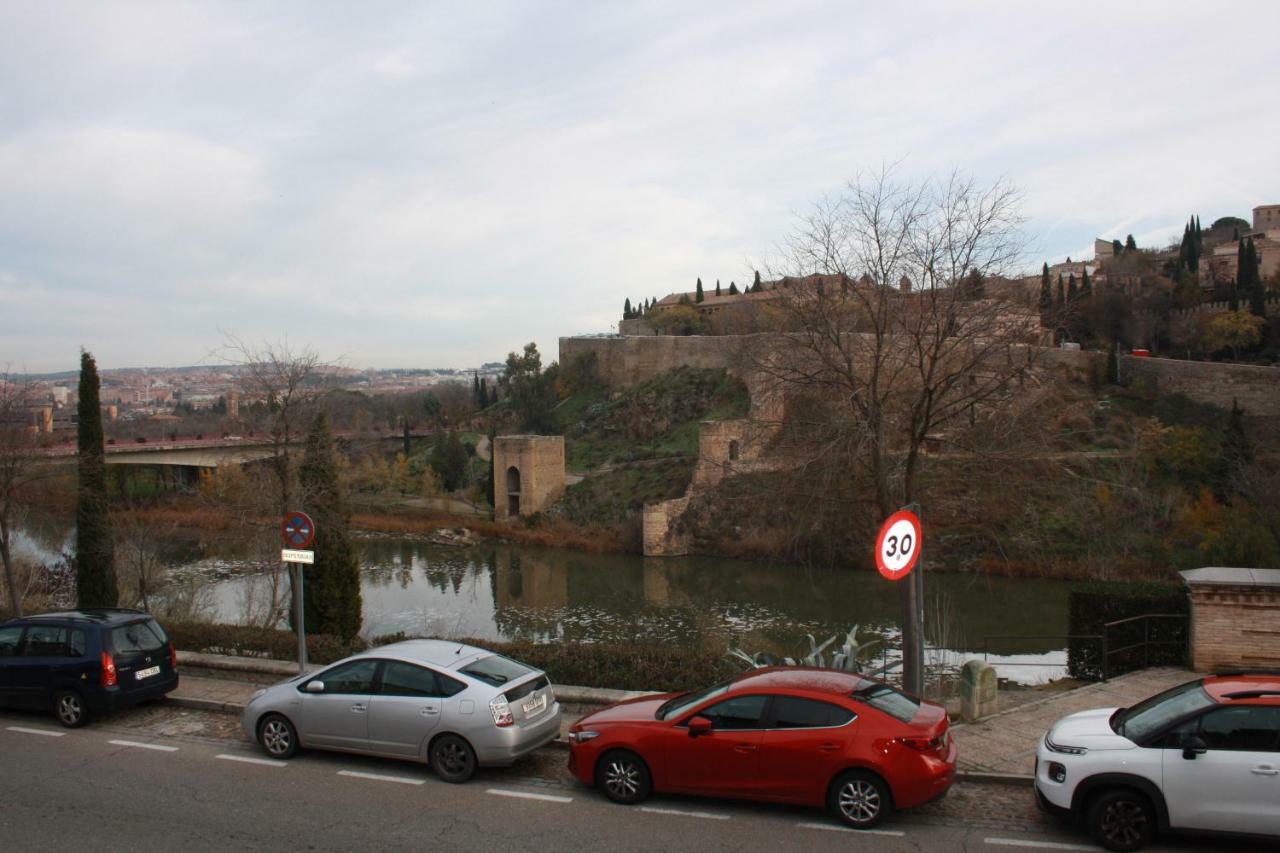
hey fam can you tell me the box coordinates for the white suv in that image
[1034,673,1280,851]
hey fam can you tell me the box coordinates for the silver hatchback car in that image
[240,639,562,782]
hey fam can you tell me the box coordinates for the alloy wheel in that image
[838,778,882,825]
[604,758,640,800]
[56,693,83,727]
[1099,800,1148,848]
[261,719,292,756]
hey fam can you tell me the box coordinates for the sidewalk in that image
[950,666,1194,781]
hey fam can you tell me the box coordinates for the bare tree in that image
[740,167,1040,690]
[0,370,46,617]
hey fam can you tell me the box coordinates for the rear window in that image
[111,620,167,654]
[852,682,920,724]
[458,654,533,687]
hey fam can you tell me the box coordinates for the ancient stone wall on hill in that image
[1123,356,1280,418]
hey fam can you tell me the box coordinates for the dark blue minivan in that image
[0,609,179,727]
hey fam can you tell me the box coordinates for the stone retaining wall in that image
[1123,356,1280,418]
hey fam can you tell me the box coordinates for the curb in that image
[167,696,246,715]
[955,771,1033,786]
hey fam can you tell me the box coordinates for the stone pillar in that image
[1181,567,1280,672]
[960,660,998,722]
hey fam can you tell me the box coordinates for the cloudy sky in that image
[2,1,1277,373]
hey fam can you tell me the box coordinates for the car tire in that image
[829,769,892,829]
[596,750,652,805]
[53,689,89,729]
[430,734,477,784]
[257,714,299,760]
[1087,788,1155,852]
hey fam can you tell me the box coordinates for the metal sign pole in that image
[910,502,925,697]
[293,561,307,674]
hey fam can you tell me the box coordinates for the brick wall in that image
[1186,583,1280,671]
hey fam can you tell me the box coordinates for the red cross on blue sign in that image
[282,511,316,549]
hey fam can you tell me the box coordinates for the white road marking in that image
[797,822,905,837]
[5,726,65,737]
[215,753,287,767]
[984,838,1095,851]
[337,770,425,786]
[485,788,574,804]
[109,739,179,752]
[640,806,730,821]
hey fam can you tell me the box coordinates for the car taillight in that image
[168,641,177,670]
[489,696,514,728]
[900,734,945,753]
[100,651,118,687]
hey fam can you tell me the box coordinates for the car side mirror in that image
[304,680,325,694]
[688,716,713,737]
[1182,734,1207,760]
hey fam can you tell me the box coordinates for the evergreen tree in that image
[1112,239,1123,255]
[714,281,721,297]
[472,372,481,406]
[298,413,362,641]
[1056,274,1065,307]
[430,429,469,492]
[623,297,632,319]
[1194,215,1202,247]
[695,279,704,303]
[1067,273,1078,302]
[728,282,739,295]
[75,350,118,608]
[1038,262,1052,321]
[1187,217,1200,271]
[1125,234,1137,252]
[1245,238,1265,317]
[753,270,762,290]
[1081,267,1093,299]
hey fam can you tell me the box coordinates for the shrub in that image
[167,622,367,665]
[372,634,736,692]
[1066,582,1189,680]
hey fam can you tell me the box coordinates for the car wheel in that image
[53,690,89,729]
[596,750,652,805]
[430,734,477,784]
[829,769,891,829]
[257,714,298,759]
[1088,789,1155,852]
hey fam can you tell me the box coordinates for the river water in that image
[14,526,1073,683]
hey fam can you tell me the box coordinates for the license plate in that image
[135,666,160,681]
[522,694,547,716]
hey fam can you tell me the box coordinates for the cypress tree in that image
[1125,234,1137,252]
[1067,273,1078,302]
[1112,239,1123,255]
[75,349,118,608]
[1194,215,1202,247]
[728,282,739,295]
[624,298,632,319]
[298,413,361,641]
[1038,262,1052,321]
[1188,218,1200,272]
[695,279,704,303]
[1056,274,1065,307]
[1081,267,1092,299]
[714,281,721,297]
[1246,238,1265,317]
[753,270,762,290]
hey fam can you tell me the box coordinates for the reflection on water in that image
[188,538,1074,682]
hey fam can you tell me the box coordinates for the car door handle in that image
[421,707,439,716]
[734,743,757,753]
[351,704,367,713]
[819,743,840,752]
[1251,765,1279,776]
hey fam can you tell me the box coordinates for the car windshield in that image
[458,654,533,687]
[1112,680,1215,742]
[111,620,167,654]
[656,681,731,721]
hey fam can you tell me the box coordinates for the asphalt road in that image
[0,708,1249,853]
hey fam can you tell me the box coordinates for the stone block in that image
[960,659,998,722]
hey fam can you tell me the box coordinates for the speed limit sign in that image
[875,509,922,581]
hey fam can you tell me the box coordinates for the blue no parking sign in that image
[282,511,316,549]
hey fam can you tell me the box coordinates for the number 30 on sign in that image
[875,509,922,581]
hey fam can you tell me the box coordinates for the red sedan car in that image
[567,667,955,828]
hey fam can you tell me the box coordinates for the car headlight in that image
[1045,734,1087,755]
[568,730,599,744]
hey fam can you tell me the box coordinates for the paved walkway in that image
[951,667,1195,778]
[173,663,1199,781]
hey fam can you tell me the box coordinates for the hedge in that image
[1066,582,1189,681]
[168,622,738,691]
[167,622,368,666]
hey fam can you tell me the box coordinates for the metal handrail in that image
[982,613,1189,682]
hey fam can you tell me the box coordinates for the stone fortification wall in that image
[1123,356,1280,418]
[560,335,736,387]
[642,496,691,557]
